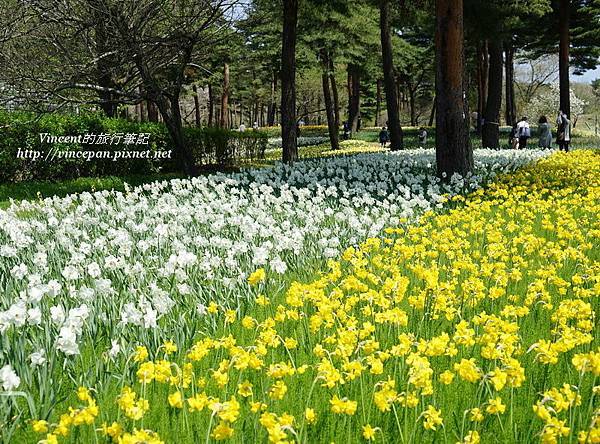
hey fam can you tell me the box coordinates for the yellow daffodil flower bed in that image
[32,150,599,443]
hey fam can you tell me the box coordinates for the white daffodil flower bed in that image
[0,148,549,401]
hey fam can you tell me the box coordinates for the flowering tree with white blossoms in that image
[523,82,586,123]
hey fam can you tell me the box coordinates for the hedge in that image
[0,112,268,182]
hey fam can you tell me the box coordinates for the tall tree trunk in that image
[476,41,488,134]
[348,64,360,134]
[268,71,277,126]
[322,50,340,151]
[139,97,146,122]
[428,98,436,127]
[408,87,417,126]
[375,79,382,126]
[147,101,158,122]
[435,0,472,179]
[482,40,503,149]
[220,63,230,128]
[329,58,340,139]
[559,0,571,117]
[95,17,117,118]
[504,44,516,127]
[192,84,201,127]
[208,84,214,127]
[317,95,322,125]
[380,0,403,150]
[154,95,197,176]
[281,0,298,163]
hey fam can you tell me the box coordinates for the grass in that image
[0,174,184,209]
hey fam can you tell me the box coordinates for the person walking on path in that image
[516,116,531,149]
[379,126,389,149]
[556,110,571,152]
[538,116,552,149]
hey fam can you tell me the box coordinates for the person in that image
[556,110,571,152]
[252,121,259,131]
[379,126,389,148]
[516,116,531,149]
[537,116,552,149]
[418,127,428,146]
[509,125,519,149]
[343,121,350,140]
[239,122,246,132]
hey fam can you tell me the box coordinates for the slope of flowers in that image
[0,149,545,370]
[14,149,598,443]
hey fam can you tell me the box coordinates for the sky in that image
[577,65,600,84]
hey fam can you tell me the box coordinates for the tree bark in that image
[379,0,403,150]
[476,41,489,134]
[348,64,360,134]
[428,98,436,127]
[268,71,277,126]
[559,0,571,117]
[504,44,516,127]
[482,40,503,149]
[435,0,473,179]
[154,95,198,176]
[375,79,382,127]
[138,96,146,122]
[208,84,214,127]
[408,87,416,126]
[220,63,230,128]
[322,50,340,151]
[329,58,340,139]
[95,16,117,118]
[147,101,158,122]
[281,0,298,163]
[192,84,201,127]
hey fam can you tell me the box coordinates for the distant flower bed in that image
[267,136,331,149]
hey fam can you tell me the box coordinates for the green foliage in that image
[0,112,268,182]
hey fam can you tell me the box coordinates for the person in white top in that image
[239,123,246,132]
[556,111,571,152]
[516,116,531,149]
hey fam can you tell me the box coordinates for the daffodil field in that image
[1,149,599,443]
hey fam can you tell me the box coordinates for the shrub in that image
[0,112,268,182]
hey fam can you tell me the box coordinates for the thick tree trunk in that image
[329,58,340,139]
[348,64,360,134]
[154,95,198,176]
[138,97,146,122]
[482,40,503,149]
[375,79,382,126]
[95,18,117,118]
[559,0,571,117]
[268,71,277,126]
[147,101,158,122]
[408,88,417,126]
[435,0,472,179]
[208,84,214,127]
[192,84,201,127]
[476,41,489,134]
[428,98,436,127]
[322,51,340,151]
[317,95,322,125]
[220,63,230,128]
[380,0,403,150]
[281,0,298,163]
[504,44,516,127]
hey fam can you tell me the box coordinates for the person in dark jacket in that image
[379,127,389,148]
